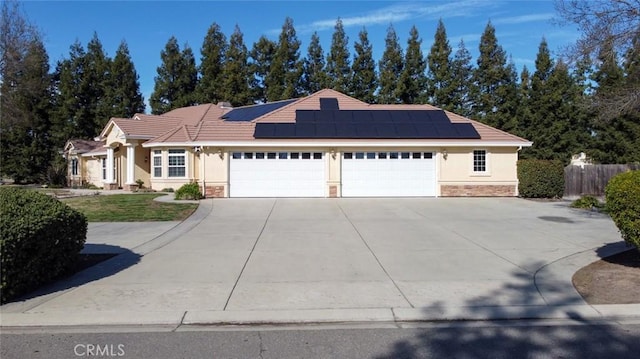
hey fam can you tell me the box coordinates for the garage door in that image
[230,151,325,197]
[342,151,436,197]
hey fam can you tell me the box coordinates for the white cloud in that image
[268,0,498,35]
[492,13,554,25]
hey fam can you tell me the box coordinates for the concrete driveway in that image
[1,198,631,327]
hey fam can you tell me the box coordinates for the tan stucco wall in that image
[83,156,104,186]
[134,145,151,188]
[147,147,197,192]
[438,147,519,191]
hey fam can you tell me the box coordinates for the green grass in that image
[62,194,198,222]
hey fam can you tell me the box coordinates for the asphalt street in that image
[2,320,640,359]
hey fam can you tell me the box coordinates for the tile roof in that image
[66,139,104,153]
[119,89,531,146]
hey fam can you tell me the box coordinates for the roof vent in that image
[217,101,233,109]
[319,98,339,111]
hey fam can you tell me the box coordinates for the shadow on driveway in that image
[374,242,636,358]
[5,244,141,304]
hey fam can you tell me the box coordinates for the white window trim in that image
[167,149,187,178]
[152,150,163,178]
[101,158,107,180]
[471,149,491,176]
[71,158,79,176]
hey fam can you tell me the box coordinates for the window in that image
[313,152,322,159]
[302,152,311,159]
[232,152,242,159]
[255,152,265,159]
[290,152,300,159]
[153,150,162,177]
[366,152,376,159]
[244,152,253,159]
[168,149,186,177]
[473,150,487,173]
[355,152,364,159]
[267,152,276,159]
[279,152,288,159]
[343,152,353,159]
[71,158,79,176]
[378,152,387,159]
[424,152,433,159]
[401,152,410,159]
[412,152,421,159]
[102,158,107,180]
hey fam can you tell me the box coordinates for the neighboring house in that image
[68,89,532,197]
[63,139,107,187]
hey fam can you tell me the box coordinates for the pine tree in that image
[150,36,198,114]
[197,23,227,104]
[378,24,404,104]
[53,41,95,140]
[397,26,427,104]
[221,25,252,106]
[525,38,591,160]
[0,36,53,183]
[516,66,532,140]
[426,20,454,108]
[249,36,277,103]
[302,32,328,94]
[110,40,145,117]
[472,21,516,129]
[589,37,640,163]
[86,33,112,133]
[266,17,303,101]
[325,18,351,93]
[350,28,377,103]
[449,39,474,116]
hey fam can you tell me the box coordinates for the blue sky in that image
[22,0,579,109]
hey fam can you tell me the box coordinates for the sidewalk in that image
[2,198,639,329]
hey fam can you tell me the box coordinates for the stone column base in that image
[104,183,119,190]
[205,185,226,198]
[124,184,139,191]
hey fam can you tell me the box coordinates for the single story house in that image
[64,89,532,197]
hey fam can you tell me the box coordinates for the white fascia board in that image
[81,151,107,157]
[142,140,533,148]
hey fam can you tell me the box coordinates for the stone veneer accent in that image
[329,185,338,198]
[441,185,516,197]
[104,183,119,190]
[123,184,138,191]
[205,185,225,198]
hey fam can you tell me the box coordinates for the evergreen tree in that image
[397,26,427,104]
[302,32,328,94]
[325,18,351,93]
[516,65,532,139]
[524,38,591,160]
[221,25,252,106]
[589,37,640,163]
[426,20,454,108]
[350,28,377,103]
[266,17,303,101]
[86,32,112,132]
[150,36,198,114]
[197,23,227,104]
[53,41,95,140]
[449,39,474,116]
[249,36,276,103]
[110,40,145,117]
[378,24,404,104]
[471,21,517,129]
[0,36,53,183]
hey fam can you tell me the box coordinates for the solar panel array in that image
[254,109,481,139]
[222,99,297,121]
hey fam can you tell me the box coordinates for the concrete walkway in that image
[2,198,639,328]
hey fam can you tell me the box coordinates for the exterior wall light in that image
[217,148,224,159]
[442,149,448,160]
[330,149,336,160]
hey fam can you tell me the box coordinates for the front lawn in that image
[62,194,197,222]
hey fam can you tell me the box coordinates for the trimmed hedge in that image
[1,188,87,303]
[517,159,565,198]
[174,182,203,200]
[605,170,640,250]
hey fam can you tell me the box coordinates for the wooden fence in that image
[564,164,640,198]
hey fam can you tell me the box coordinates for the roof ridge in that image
[181,125,193,142]
[192,121,204,140]
[467,119,529,142]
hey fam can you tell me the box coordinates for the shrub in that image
[605,170,640,250]
[517,159,565,198]
[174,182,203,200]
[161,188,174,193]
[0,188,87,303]
[135,179,144,189]
[571,195,604,210]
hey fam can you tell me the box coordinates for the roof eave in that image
[142,139,533,148]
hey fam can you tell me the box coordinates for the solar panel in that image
[319,98,339,110]
[254,108,482,139]
[223,99,297,121]
[454,123,481,138]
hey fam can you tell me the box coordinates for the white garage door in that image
[230,151,325,197]
[342,151,436,197]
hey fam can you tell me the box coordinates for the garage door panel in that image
[230,152,325,197]
[342,151,435,197]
